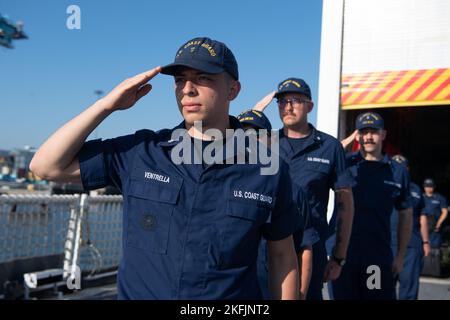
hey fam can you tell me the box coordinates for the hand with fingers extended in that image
[252,91,277,112]
[340,130,358,150]
[101,66,162,112]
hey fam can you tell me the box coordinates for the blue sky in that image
[1,0,323,150]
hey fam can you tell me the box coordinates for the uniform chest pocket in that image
[304,161,330,175]
[126,180,181,254]
[297,161,331,191]
[220,200,271,265]
[227,200,271,222]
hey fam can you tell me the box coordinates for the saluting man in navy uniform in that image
[390,155,430,300]
[237,109,320,300]
[30,37,300,300]
[250,79,355,300]
[422,178,448,249]
[331,112,413,300]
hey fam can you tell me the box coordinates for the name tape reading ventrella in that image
[144,171,170,183]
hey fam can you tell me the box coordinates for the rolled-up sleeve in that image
[77,133,137,191]
[78,139,108,190]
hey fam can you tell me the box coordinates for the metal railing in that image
[75,194,123,277]
[0,194,80,263]
[0,194,123,298]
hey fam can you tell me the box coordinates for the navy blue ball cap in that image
[355,111,384,130]
[423,178,435,188]
[274,77,312,100]
[161,37,239,80]
[237,109,272,131]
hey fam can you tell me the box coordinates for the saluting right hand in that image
[100,66,162,112]
[341,130,358,150]
[252,91,276,112]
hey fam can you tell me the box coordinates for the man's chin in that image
[362,145,377,153]
[183,113,205,125]
[282,118,300,127]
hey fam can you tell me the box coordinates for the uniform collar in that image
[352,151,390,165]
[309,124,324,143]
[157,116,250,164]
[158,116,244,148]
[279,123,321,139]
[279,123,323,156]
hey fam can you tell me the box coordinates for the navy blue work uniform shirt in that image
[278,124,353,237]
[346,152,412,266]
[77,116,298,299]
[391,182,426,250]
[423,192,448,227]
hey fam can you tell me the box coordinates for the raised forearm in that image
[340,130,357,150]
[252,91,276,112]
[30,66,161,181]
[30,100,112,180]
[333,188,354,258]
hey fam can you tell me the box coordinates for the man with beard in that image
[250,79,355,300]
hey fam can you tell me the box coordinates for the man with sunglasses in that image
[252,78,354,300]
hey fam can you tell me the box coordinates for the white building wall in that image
[342,0,450,74]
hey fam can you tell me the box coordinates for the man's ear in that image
[228,81,241,101]
[307,101,314,113]
[381,129,387,141]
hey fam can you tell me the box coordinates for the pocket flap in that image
[226,200,270,222]
[129,180,181,204]
[305,161,330,174]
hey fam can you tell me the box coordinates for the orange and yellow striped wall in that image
[340,68,450,110]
